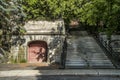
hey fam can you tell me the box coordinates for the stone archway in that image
[27,41,47,63]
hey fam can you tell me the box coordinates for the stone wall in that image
[24,20,65,35]
[99,33,120,46]
[10,20,66,64]
[99,33,120,53]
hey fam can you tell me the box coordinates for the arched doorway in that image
[28,41,47,63]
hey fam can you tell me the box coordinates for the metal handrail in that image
[60,37,67,69]
[93,35,117,68]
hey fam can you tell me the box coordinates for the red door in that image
[28,41,47,63]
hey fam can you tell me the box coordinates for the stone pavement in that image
[0,63,61,71]
[0,64,120,80]
[0,69,120,77]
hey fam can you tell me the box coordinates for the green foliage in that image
[0,0,26,52]
[79,0,120,36]
[22,0,120,35]
[0,48,9,63]
[22,0,83,22]
[9,46,27,63]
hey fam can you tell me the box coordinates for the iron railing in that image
[60,37,67,69]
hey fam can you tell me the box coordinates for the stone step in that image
[65,31,114,68]
[89,60,112,63]
[67,51,80,53]
[65,60,88,68]
[66,52,106,55]
[67,46,104,51]
[66,54,108,58]
[66,58,109,62]
[66,54,108,59]
[65,59,114,68]
[67,51,107,55]
[66,59,111,63]
[66,58,109,61]
[88,60,114,68]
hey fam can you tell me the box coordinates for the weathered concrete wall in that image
[10,20,66,64]
[99,33,120,46]
[99,33,120,53]
[24,20,65,35]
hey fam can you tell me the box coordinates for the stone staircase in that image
[65,31,114,68]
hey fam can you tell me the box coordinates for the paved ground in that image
[0,69,120,80]
[0,75,120,80]
[0,63,120,80]
[1,69,120,77]
[0,63,59,71]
